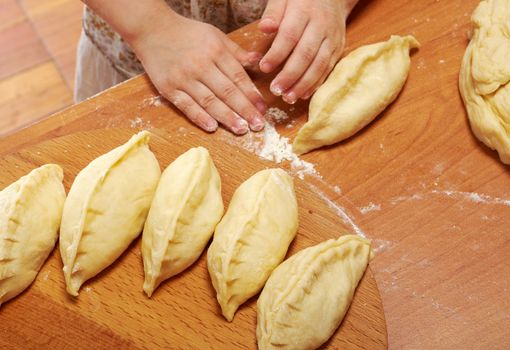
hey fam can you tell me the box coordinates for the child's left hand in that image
[258,0,357,104]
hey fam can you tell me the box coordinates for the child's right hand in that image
[131,13,267,134]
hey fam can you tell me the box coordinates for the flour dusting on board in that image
[129,116,152,129]
[390,190,510,207]
[266,107,289,122]
[359,202,382,214]
[228,107,319,180]
[217,106,366,238]
[142,95,163,107]
[258,122,318,180]
[432,190,510,206]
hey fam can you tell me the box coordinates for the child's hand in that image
[259,0,357,104]
[133,15,267,134]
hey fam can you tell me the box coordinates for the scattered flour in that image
[129,116,152,129]
[265,107,289,123]
[389,190,510,207]
[41,270,50,281]
[372,239,394,253]
[431,190,510,207]
[416,57,427,70]
[285,120,297,129]
[390,193,424,205]
[217,109,365,238]
[142,95,163,107]
[251,121,318,180]
[359,202,382,214]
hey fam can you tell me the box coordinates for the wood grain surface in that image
[0,0,509,349]
[0,128,386,350]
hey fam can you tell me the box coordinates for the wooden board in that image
[0,128,386,349]
[2,0,509,348]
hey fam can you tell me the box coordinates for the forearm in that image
[81,0,177,46]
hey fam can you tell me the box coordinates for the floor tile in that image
[0,20,50,80]
[21,0,83,88]
[0,62,73,135]
[0,0,25,31]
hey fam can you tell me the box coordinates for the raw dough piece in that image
[60,131,160,296]
[293,35,420,155]
[459,0,510,164]
[207,168,298,321]
[142,147,224,297]
[257,235,372,350]
[0,165,65,307]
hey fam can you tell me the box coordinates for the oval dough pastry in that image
[459,0,510,164]
[60,131,161,296]
[293,35,420,155]
[142,147,224,297]
[257,235,372,350]
[0,164,65,308]
[207,168,298,321]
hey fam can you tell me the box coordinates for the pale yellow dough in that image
[257,235,372,350]
[0,165,65,307]
[60,131,161,296]
[207,168,298,321]
[459,0,510,164]
[293,35,420,155]
[142,147,224,297]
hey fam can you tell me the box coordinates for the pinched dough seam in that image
[219,172,278,305]
[65,133,151,281]
[147,150,209,281]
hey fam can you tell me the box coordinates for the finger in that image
[303,62,334,99]
[283,40,334,103]
[302,49,342,100]
[217,52,267,115]
[167,90,218,132]
[222,36,262,69]
[259,7,308,74]
[186,81,249,135]
[259,0,287,34]
[270,24,323,103]
[202,66,265,131]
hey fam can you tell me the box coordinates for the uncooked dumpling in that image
[257,235,372,350]
[207,168,298,321]
[142,147,224,297]
[459,0,510,164]
[0,164,65,307]
[60,131,161,296]
[293,35,420,155]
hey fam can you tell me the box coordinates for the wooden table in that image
[1,0,509,348]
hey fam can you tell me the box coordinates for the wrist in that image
[124,5,179,50]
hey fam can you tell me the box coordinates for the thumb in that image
[259,0,287,34]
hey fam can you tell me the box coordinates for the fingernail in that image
[256,101,267,113]
[232,118,249,135]
[283,92,297,104]
[250,116,265,131]
[260,18,277,27]
[270,81,283,96]
[204,119,218,132]
[260,61,272,73]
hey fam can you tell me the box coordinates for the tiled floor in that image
[0,0,82,136]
